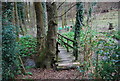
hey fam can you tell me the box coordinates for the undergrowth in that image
[18,35,37,58]
[62,27,119,79]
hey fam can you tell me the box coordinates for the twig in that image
[56,3,76,18]
[57,0,66,10]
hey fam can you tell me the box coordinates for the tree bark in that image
[45,2,57,68]
[14,2,20,41]
[29,2,36,36]
[17,3,25,35]
[34,2,46,68]
[42,2,48,35]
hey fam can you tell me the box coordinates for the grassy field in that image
[58,10,118,33]
[91,10,118,32]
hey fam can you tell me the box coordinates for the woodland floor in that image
[16,68,85,79]
[16,46,85,79]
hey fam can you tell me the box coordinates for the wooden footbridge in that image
[55,33,80,69]
[57,33,78,60]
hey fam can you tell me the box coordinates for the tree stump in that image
[108,23,114,30]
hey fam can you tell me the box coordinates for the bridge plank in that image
[56,46,80,69]
[58,62,80,67]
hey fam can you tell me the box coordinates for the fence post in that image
[66,39,69,52]
[61,36,63,45]
[57,34,59,41]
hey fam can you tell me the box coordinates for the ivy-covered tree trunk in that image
[34,2,46,68]
[45,2,57,68]
[2,2,20,80]
[73,2,84,60]
[17,3,25,36]
[86,2,95,26]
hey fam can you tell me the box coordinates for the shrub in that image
[18,35,37,57]
[62,27,119,79]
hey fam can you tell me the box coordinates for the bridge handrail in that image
[57,33,76,43]
[58,37,74,49]
[57,33,78,60]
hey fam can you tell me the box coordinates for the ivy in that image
[2,2,21,80]
[2,21,20,80]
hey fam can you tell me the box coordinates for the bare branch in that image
[56,3,76,18]
[57,0,66,10]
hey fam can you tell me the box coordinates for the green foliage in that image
[62,32,74,40]
[98,60,118,79]
[94,39,118,79]
[62,32,74,48]
[2,21,20,80]
[96,39,119,79]
[113,30,120,40]
[2,3,21,80]
[18,35,37,57]
[25,72,33,75]
[62,26,119,79]
[83,29,119,79]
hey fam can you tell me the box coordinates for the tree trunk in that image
[42,2,48,35]
[18,3,25,35]
[14,2,20,41]
[12,3,15,26]
[29,2,36,36]
[24,2,29,34]
[21,2,27,35]
[34,2,46,68]
[73,2,84,60]
[45,2,57,68]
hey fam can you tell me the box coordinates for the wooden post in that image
[56,42,60,62]
[61,36,63,45]
[58,34,59,42]
[66,40,69,52]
